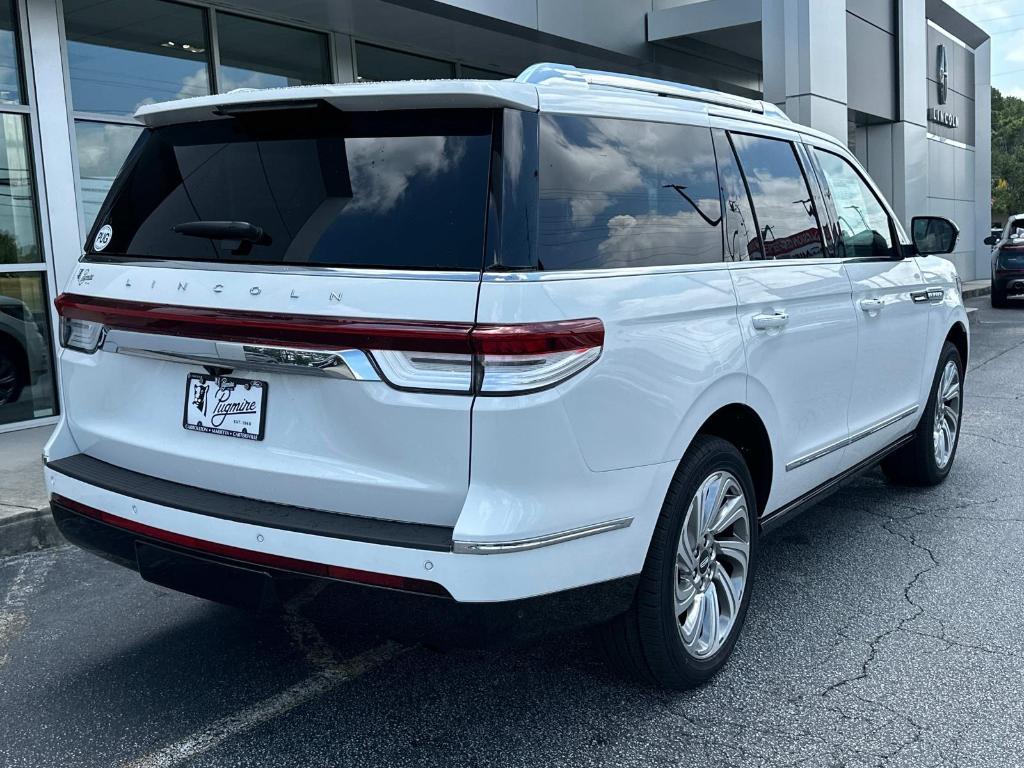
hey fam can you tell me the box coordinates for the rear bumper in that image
[993,271,1024,294]
[44,450,657,605]
[51,498,637,646]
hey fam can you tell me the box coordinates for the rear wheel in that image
[601,435,758,689]
[991,287,1008,308]
[881,341,963,486]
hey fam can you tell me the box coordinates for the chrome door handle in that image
[911,288,944,303]
[859,298,885,314]
[751,311,789,331]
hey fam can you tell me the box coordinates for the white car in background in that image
[44,64,968,688]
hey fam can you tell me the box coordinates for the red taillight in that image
[55,293,472,353]
[53,494,450,596]
[54,293,604,394]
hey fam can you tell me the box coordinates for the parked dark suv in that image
[986,215,1024,307]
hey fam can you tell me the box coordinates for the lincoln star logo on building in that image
[937,43,948,105]
[928,43,959,129]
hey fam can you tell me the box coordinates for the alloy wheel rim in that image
[674,470,751,660]
[933,360,961,470]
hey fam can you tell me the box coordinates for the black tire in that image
[991,288,1008,308]
[881,341,963,486]
[600,435,759,689]
[0,341,26,406]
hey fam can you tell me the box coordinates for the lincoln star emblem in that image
[937,44,948,105]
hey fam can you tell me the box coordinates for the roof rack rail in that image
[516,63,789,120]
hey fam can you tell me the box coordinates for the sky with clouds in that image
[943,0,1024,99]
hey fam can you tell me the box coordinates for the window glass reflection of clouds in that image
[538,115,722,271]
[64,0,210,116]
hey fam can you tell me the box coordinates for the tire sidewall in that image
[654,438,759,681]
[921,342,964,482]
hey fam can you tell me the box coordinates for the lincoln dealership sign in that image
[928,44,960,129]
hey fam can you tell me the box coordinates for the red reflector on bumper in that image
[52,494,450,597]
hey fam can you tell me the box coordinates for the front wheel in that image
[881,341,963,486]
[601,435,758,689]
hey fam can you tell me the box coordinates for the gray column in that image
[25,0,81,291]
[761,0,848,142]
[889,0,929,232]
[973,39,992,280]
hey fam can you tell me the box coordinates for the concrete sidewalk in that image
[0,425,61,556]
[961,278,991,299]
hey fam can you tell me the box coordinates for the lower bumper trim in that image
[52,494,451,596]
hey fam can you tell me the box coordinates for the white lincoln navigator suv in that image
[45,64,968,689]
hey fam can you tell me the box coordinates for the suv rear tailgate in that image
[59,264,478,528]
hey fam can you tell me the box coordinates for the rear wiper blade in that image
[172,220,270,244]
[172,220,271,256]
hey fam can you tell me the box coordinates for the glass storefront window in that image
[355,42,454,82]
[74,120,143,233]
[0,114,40,264]
[0,273,56,424]
[63,0,210,116]
[216,14,330,92]
[0,0,21,104]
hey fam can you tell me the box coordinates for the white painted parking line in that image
[0,551,54,668]
[122,640,408,768]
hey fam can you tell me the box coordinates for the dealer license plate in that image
[183,374,268,441]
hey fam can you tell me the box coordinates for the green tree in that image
[992,87,1024,220]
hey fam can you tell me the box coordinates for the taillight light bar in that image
[53,494,451,597]
[55,293,603,395]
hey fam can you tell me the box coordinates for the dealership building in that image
[0,0,991,432]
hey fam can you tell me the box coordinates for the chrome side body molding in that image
[785,405,919,472]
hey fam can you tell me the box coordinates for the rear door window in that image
[537,114,722,270]
[88,108,494,271]
[729,133,824,260]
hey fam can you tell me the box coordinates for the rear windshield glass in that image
[87,108,494,270]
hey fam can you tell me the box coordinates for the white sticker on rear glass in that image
[93,224,112,252]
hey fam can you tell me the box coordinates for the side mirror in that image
[911,216,959,256]
[984,235,999,246]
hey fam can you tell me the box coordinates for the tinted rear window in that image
[537,114,722,271]
[87,108,493,270]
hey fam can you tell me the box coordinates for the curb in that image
[962,284,991,299]
[0,506,63,558]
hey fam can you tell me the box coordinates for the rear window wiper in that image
[172,220,271,255]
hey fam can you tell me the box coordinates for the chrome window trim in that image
[452,517,633,554]
[483,258,849,282]
[785,405,919,472]
[80,256,483,282]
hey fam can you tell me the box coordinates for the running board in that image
[760,434,914,535]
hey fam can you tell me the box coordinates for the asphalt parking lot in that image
[2,295,1022,768]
